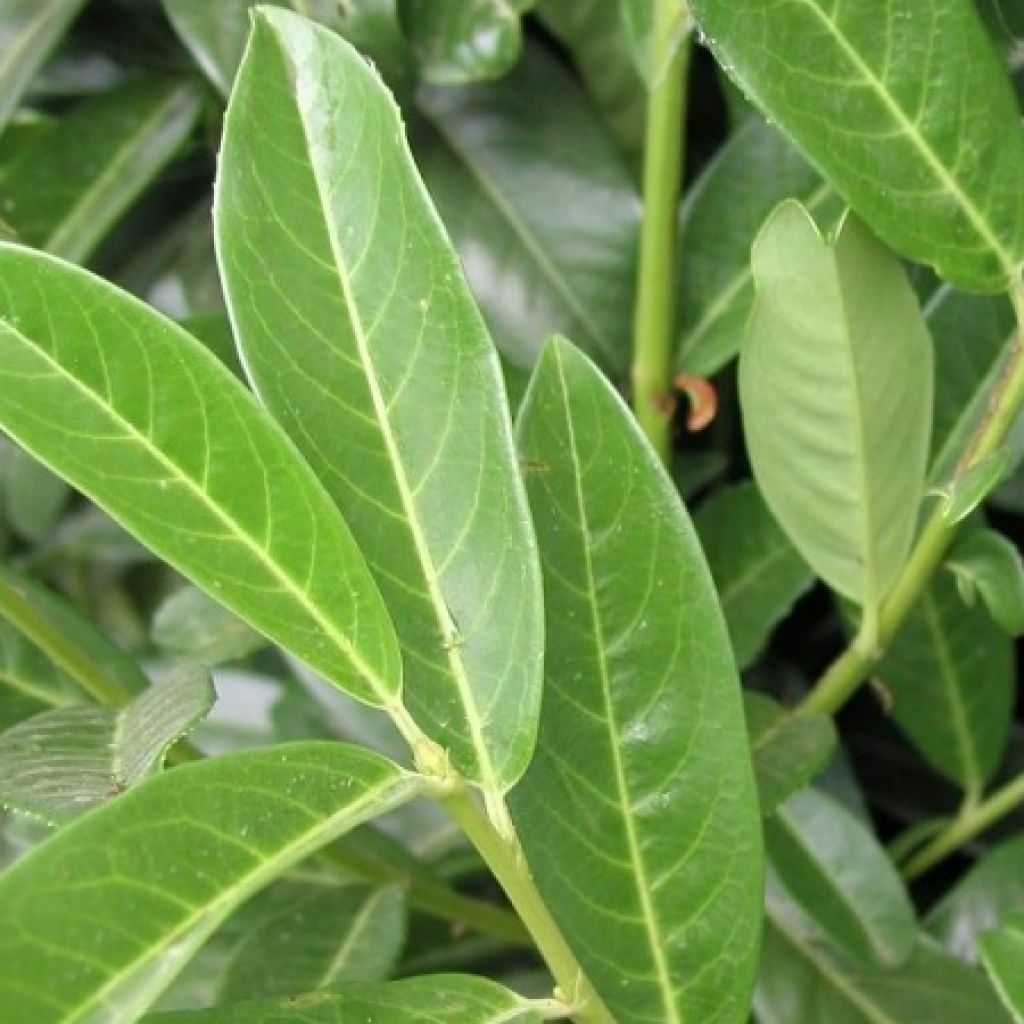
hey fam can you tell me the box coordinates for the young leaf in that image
[0,742,421,1024]
[675,121,842,377]
[876,573,1013,790]
[744,692,836,816]
[0,0,87,134]
[149,975,552,1024]
[766,787,917,966]
[936,449,1012,523]
[947,527,1024,635]
[511,337,762,1023]
[0,78,200,263]
[152,586,265,666]
[739,202,933,611]
[0,666,214,824]
[980,911,1024,1022]
[694,481,814,670]
[215,9,543,792]
[688,0,1024,291]
[0,244,403,711]
[416,42,640,377]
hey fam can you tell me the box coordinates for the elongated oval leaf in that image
[0,614,81,710]
[149,975,551,1024]
[215,9,542,792]
[511,337,762,1023]
[948,527,1024,634]
[981,911,1024,1022]
[688,0,1024,291]
[0,244,402,710]
[740,202,933,609]
[0,742,420,1024]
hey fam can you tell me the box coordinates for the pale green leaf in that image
[621,0,690,84]
[153,586,265,666]
[0,78,200,263]
[218,883,406,1001]
[744,692,836,816]
[936,449,1012,523]
[875,573,1013,789]
[739,202,933,609]
[695,481,814,670]
[0,0,86,134]
[2,441,68,541]
[215,9,542,791]
[511,337,762,1023]
[980,911,1024,1022]
[0,666,215,824]
[947,527,1024,635]
[688,0,1024,291]
[0,742,420,1024]
[0,244,403,711]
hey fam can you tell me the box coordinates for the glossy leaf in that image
[745,692,836,816]
[766,787,916,966]
[875,573,1013,789]
[688,0,1024,291]
[150,975,550,1024]
[416,43,639,377]
[947,527,1024,635]
[0,78,200,263]
[216,9,542,791]
[675,121,842,376]
[0,0,86,134]
[152,586,265,666]
[695,481,814,670]
[739,202,933,609]
[981,911,1024,1021]
[511,338,762,1023]
[0,244,403,710]
[0,617,81,709]
[0,666,214,824]
[0,742,420,1024]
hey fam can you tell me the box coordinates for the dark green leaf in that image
[688,0,1024,291]
[740,202,932,611]
[512,337,762,1023]
[695,481,814,669]
[0,666,214,824]
[744,692,836,816]
[980,911,1024,1021]
[152,586,265,666]
[0,244,404,712]
[0,743,420,1024]
[416,43,639,377]
[875,573,1013,789]
[216,9,542,793]
[947,527,1024,635]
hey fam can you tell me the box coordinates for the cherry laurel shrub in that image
[0,1,1023,1022]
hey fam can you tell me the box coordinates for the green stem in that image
[442,783,616,1024]
[631,1,692,464]
[801,277,1024,716]
[903,771,1024,879]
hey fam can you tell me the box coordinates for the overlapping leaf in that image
[981,911,1024,1021]
[216,9,543,791]
[511,338,762,1023]
[153,586,265,666]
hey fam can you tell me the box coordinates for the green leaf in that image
[399,0,523,84]
[936,449,1012,524]
[0,742,420,1024]
[981,911,1024,1022]
[694,481,815,670]
[0,0,87,135]
[927,834,1024,961]
[621,0,690,84]
[739,202,933,611]
[0,614,81,712]
[218,883,406,1001]
[2,442,69,541]
[511,337,762,1023]
[415,42,639,377]
[744,692,836,816]
[149,975,551,1023]
[875,573,1013,789]
[152,586,265,666]
[0,78,200,263]
[688,0,1024,291]
[0,666,214,824]
[215,9,542,792]
[0,244,404,712]
[534,0,645,159]
[675,120,842,377]
[947,527,1024,635]
[766,787,916,966]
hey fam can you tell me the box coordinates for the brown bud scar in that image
[673,374,718,432]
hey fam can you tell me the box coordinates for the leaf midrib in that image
[317,886,386,987]
[552,348,681,1023]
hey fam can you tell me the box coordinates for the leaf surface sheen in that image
[981,911,1024,1022]
[512,338,762,1024]
[216,9,543,792]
